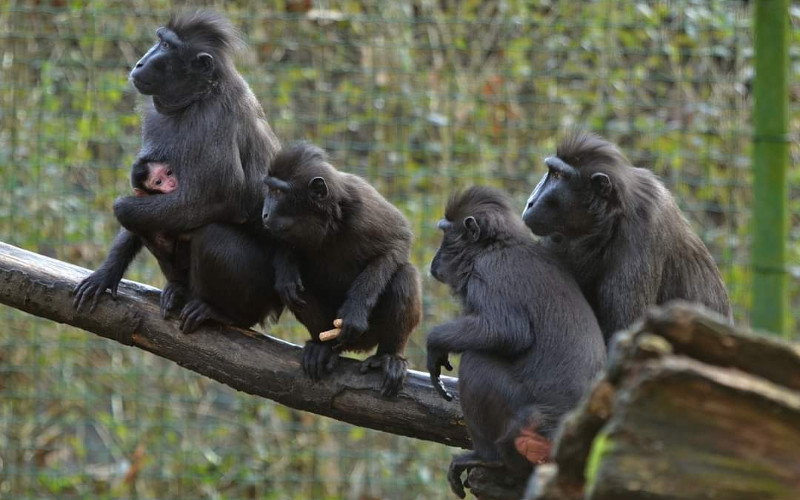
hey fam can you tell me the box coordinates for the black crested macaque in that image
[428,187,606,498]
[522,131,732,343]
[262,143,422,397]
[74,11,288,332]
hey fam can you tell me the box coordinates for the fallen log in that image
[530,302,800,500]
[0,241,470,449]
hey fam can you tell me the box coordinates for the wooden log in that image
[530,302,800,500]
[587,356,800,500]
[629,304,800,390]
[0,241,470,449]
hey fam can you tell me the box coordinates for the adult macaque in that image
[428,187,606,498]
[523,131,732,343]
[74,12,287,332]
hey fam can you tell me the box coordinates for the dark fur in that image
[74,11,283,332]
[428,186,606,497]
[130,161,156,195]
[263,143,422,397]
[523,131,732,343]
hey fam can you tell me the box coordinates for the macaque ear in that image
[463,216,481,242]
[193,52,214,74]
[308,176,328,200]
[591,172,613,198]
[133,188,148,197]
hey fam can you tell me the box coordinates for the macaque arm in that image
[115,145,246,233]
[273,245,305,309]
[113,193,242,234]
[428,280,534,355]
[337,249,403,323]
[426,314,532,355]
[73,229,144,312]
[599,244,662,336]
[94,229,143,281]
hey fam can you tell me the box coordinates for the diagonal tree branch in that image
[0,241,470,449]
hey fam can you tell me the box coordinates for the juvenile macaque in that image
[428,187,606,497]
[262,142,422,397]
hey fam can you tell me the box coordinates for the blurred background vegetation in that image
[1,0,798,499]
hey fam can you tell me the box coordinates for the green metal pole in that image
[751,0,790,337]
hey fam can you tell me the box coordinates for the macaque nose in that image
[522,199,534,217]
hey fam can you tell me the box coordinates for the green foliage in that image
[584,430,613,493]
[1,1,798,499]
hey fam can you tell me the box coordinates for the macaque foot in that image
[302,341,339,381]
[178,298,234,333]
[360,353,408,398]
[447,453,504,499]
[160,281,188,319]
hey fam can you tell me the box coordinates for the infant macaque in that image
[133,161,176,196]
[131,161,180,257]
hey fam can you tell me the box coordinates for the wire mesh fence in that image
[1,1,798,499]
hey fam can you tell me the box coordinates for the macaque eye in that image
[161,40,170,49]
[155,179,162,186]
[165,169,173,176]
[270,188,282,196]
[550,170,562,180]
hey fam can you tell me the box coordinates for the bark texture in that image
[528,302,800,500]
[0,242,470,449]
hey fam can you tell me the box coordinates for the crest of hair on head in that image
[270,142,331,184]
[445,186,520,241]
[167,11,245,57]
[556,130,633,172]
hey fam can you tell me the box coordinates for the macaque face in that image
[144,162,177,194]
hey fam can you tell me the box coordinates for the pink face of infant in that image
[134,162,177,196]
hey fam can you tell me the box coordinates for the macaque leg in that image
[182,224,277,332]
[359,263,420,397]
[447,451,504,499]
[293,293,340,381]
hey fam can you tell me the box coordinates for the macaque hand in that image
[335,306,369,347]
[426,346,454,401]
